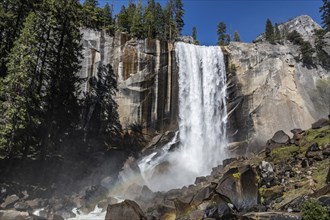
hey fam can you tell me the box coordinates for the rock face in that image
[79,15,329,153]
[255,15,321,43]
[80,30,178,132]
[227,24,330,152]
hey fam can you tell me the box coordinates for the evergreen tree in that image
[314,29,330,68]
[131,0,144,38]
[97,64,122,142]
[82,0,101,29]
[265,18,274,43]
[287,30,304,45]
[192,26,199,45]
[154,3,165,39]
[320,0,330,31]
[274,23,281,41]
[116,6,129,32]
[0,0,38,77]
[144,0,156,39]
[192,26,197,40]
[102,3,114,34]
[217,22,227,46]
[164,0,176,41]
[83,0,98,7]
[300,41,315,66]
[0,12,45,158]
[174,0,184,35]
[233,30,241,42]
[40,0,83,157]
[126,0,136,33]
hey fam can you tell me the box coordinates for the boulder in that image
[216,165,259,211]
[203,194,236,220]
[0,210,46,220]
[305,151,323,161]
[241,212,301,220]
[311,118,329,129]
[191,183,217,206]
[307,143,320,152]
[105,200,147,220]
[156,204,176,220]
[327,167,330,184]
[318,195,330,207]
[97,197,119,210]
[260,186,284,205]
[25,199,48,209]
[259,161,277,187]
[0,194,19,209]
[290,129,303,135]
[223,158,237,168]
[78,185,109,213]
[269,130,290,145]
[14,202,32,212]
[47,214,65,220]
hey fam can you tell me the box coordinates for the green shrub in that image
[302,199,329,220]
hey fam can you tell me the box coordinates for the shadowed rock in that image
[312,118,329,129]
[105,200,147,220]
[216,165,259,211]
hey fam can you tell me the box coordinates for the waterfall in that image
[138,42,228,191]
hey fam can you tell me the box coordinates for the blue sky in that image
[84,0,324,45]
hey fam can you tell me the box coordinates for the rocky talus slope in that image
[1,118,328,219]
[103,119,330,220]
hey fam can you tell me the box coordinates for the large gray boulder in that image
[216,165,259,211]
[105,200,147,220]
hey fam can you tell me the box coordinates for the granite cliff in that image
[226,15,330,154]
[80,30,178,133]
[79,15,330,154]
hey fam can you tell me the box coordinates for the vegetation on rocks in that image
[302,199,329,220]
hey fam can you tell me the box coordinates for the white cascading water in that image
[61,42,227,219]
[138,42,228,191]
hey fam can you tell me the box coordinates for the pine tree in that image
[225,34,231,45]
[97,64,122,143]
[40,0,83,157]
[164,0,176,41]
[320,0,330,31]
[144,0,156,38]
[265,18,274,43]
[300,41,315,66]
[217,22,227,46]
[314,29,330,68]
[117,6,129,32]
[126,0,136,33]
[83,0,98,7]
[174,0,184,35]
[154,3,165,39]
[0,0,37,77]
[274,23,281,41]
[192,26,199,45]
[102,3,114,35]
[82,0,101,29]
[233,31,241,42]
[131,0,144,38]
[0,12,43,158]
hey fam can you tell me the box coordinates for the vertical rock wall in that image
[79,29,178,133]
